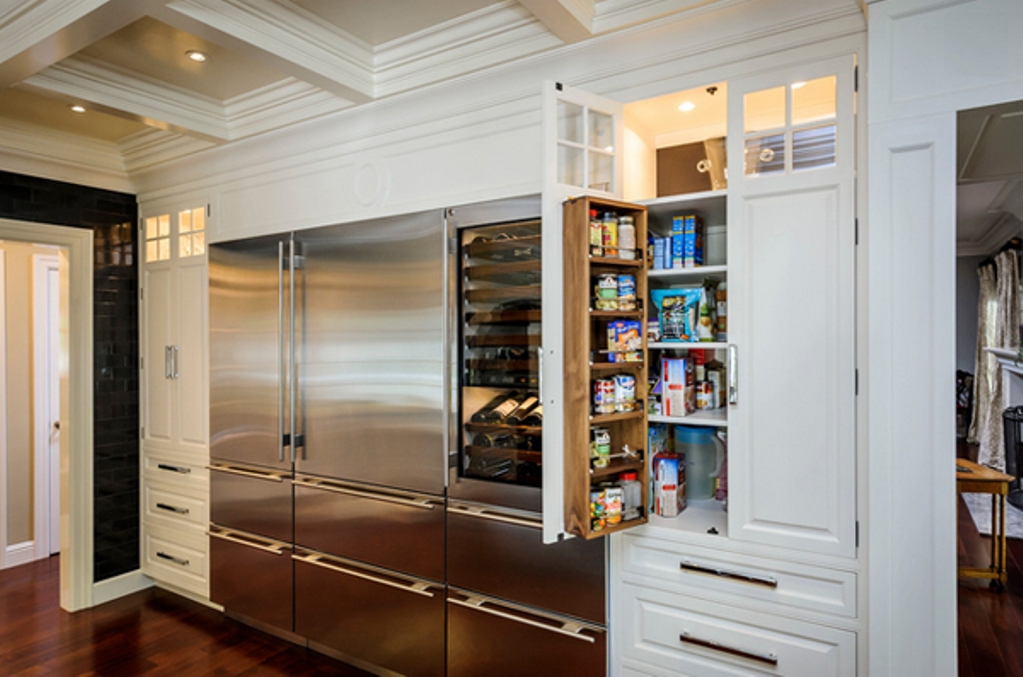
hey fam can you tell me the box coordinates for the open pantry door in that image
[725,54,858,558]
[541,81,624,543]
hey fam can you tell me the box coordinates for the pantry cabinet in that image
[544,51,860,675]
[139,204,211,599]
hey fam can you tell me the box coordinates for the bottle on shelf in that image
[470,390,522,423]
[618,471,642,521]
[504,395,540,425]
[522,404,543,427]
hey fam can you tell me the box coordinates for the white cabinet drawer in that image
[619,535,856,619]
[620,582,855,676]
[143,482,209,531]
[142,449,209,486]
[143,525,209,596]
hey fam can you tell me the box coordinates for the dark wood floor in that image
[957,445,1023,676]
[0,556,371,676]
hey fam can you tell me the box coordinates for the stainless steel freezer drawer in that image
[447,501,606,624]
[294,549,445,677]
[447,587,606,677]
[209,463,292,543]
[208,525,292,633]
[293,475,444,582]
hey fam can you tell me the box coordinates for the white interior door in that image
[726,55,858,558]
[540,81,624,543]
[46,263,60,555]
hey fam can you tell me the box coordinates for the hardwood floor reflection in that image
[0,556,371,676]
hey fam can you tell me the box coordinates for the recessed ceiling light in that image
[678,101,696,112]
[792,81,806,89]
[69,105,86,114]
[186,50,208,63]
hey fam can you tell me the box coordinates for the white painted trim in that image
[0,248,6,569]
[222,78,351,139]
[3,540,36,569]
[118,129,214,176]
[0,218,93,612]
[92,569,152,607]
[32,253,60,562]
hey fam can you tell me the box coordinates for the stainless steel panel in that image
[447,501,606,624]
[447,473,541,513]
[447,587,606,677]
[209,236,292,470]
[209,525,292,633]
[293,476,444,581]
[209,464,292,542]
[294,549,445,677]
[295,212,445,494]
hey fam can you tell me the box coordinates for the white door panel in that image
[176,262,207,450]
[144,266,174,445]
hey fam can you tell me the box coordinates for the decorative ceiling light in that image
[792,81,806,89]
[186,50,208,63]
[69,105,86,114]
[678,101,696,112]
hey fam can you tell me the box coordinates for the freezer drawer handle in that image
[679,559,778,588]
[678,631,778,666]
[207,464,286,483]
[207,527,290,555]
[156,551,189,567]
[156,502,190,516]
[292,552,437,598]
[447,595,598,644]
[293,477,439,511]
[446,504,539,529]
[157,463,191,474]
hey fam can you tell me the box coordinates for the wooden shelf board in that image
[465,335,542,347]
[589,411,645,424]
[466,310,541,325]
[589,458,645,479]
[589,361,645,371]
[584,515,649,539]
[464,421,542,435]
[589,255,645,268]
[590,309,643,318]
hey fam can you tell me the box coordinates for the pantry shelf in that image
[648,265,727,280]
[645,498,728,539]
[649,409,728,427]
[649,342,728,350]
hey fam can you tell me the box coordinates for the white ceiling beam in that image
[0,0,163,89]
[518,0,594,43]
[22,55,230,142]
[152,0,373,104]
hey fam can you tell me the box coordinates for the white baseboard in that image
[92,570,153,606]
[2,541,36,569]
[154,579,220,611]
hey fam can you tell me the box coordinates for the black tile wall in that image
[0,171,138,583]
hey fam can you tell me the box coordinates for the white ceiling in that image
[957,99,1023,256]
[0,0,754,176]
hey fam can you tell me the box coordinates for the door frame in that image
[0,218,93,612]
[33,253,61,561]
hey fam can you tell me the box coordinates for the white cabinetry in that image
[139,205,210,599]
[549,53,861,675]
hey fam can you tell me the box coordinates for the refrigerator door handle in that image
[207,463,287,483]
[292,475,440,510]
[207,525,290,555]
[447,593,602,644]
[446,502,540,529]
[289,237,297,463]
[278,240,285,463]
[292,551,439,598]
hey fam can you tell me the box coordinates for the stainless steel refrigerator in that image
[208,211,447,677]
[208,199,607,677]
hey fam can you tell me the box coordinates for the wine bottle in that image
[471,391,521,423]
[522,404,543,427]
[504,395,539,425]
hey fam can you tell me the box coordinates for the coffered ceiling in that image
[0,0,730,177]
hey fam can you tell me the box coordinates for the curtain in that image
[970,251,1021,469]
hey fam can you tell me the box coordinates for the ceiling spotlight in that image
[69,105,86,114]
[186,50,208,63]
[792,81,806,89]
[678,101,696,112]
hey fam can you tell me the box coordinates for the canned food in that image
[602,213,618,258]
[593,379,616,414]
[614,374,636,412]
[591,427,611,468]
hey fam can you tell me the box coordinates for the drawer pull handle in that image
[679,631,778,666]
[207,526,290,555]
[447,594,600,644]
[207,464,286,482]
[292,476,439,511]
[157,463,191,474]
[156,551,189,568]
[446,503,540,529]
[292,551,437,598]
[156,502,190,515]
[679,559,778,588]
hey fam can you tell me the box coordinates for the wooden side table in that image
[957,458,1014,591]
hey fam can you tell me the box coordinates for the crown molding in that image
[224,78,351,139]
[0,0,107,63]
[0,116,132,192]
[958,211,1023,257]
[23,54,229,141]
[518,0,594,42]
[374,2,560,98]
[165,0,374,102]
[117,128,213,174]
